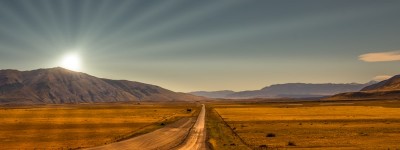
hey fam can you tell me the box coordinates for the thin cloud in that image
[372,75,392,81]
[359,51,400,62]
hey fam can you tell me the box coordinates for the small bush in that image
[259,145,268,148]
[359,132,368,136]
[266,133,276,137]
[160,122,165,126]
[287,141,296,146]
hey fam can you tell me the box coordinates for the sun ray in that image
[93,1,245,53]
[0,2,52,50]
[77,0,135,48]
[16,0,60,49]
[92,0,185,51]
[78,0,112,43]
[40,0,69,47]
[129,0,244,41]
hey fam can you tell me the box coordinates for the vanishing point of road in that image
[86,104,206,150]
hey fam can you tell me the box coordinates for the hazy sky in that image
[0,0,400,92]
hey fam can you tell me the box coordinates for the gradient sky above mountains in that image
[0,0,399,92]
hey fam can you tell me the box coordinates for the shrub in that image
[259,145,268,149]
[360,132,368,136]
[288,141,296,146]
[266,133,276,137]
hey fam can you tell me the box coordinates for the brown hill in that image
[360,75,400,91]
[327,75,400,100]
[0,67,203,104]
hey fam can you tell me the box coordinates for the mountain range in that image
[190,82,377,99]
[1,67,398,104]
[0,67,203,104]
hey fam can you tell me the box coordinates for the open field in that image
[2,100,400,149]
[0,102,201,149]
[210,100,400,149]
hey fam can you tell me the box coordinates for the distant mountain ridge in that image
[190,82,376,99]
[328,75,400,100]
[0,67,203,104]
[189,90,235,99]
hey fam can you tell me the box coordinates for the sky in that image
[0,0,399,92]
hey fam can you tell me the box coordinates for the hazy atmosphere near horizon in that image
[0,0,399,92]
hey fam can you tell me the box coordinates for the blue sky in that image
[0,0,399,92]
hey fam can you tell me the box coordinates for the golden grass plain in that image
[0,102,200,149]
[211,100,400,149]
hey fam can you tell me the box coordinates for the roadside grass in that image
[205,106,250,150]
[0,102,201,149]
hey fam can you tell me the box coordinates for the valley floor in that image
[1,100,400,149]
[207,100,400,149]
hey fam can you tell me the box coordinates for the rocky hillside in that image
[0,67,203,104]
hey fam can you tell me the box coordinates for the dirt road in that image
[174,104,206,150]
[86,104,206,150]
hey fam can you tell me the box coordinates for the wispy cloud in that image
[359,51,400,62]
[372,75,392,81]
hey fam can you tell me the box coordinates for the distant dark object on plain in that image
[266,133,276,137]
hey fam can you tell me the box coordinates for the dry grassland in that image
[212,100,400,149]
[0,102,200,149]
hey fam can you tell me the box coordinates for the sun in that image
[60,53,81,71]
